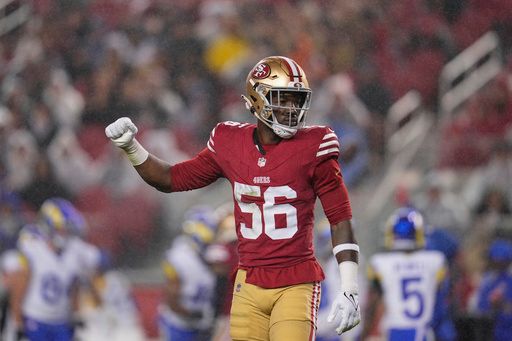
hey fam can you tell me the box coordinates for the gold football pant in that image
[230,269,321,341]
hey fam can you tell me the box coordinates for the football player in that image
[106,55,361,341]
[45,198,102,281]
[159,205,218,341]
[4,199,87,341]
[363,207,457,341]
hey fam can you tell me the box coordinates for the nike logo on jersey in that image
[343,292,359,311]
[253,176,271,184]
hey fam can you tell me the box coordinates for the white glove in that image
[327,290,361,334]
[105,117,138,149]
[105,117,148,165]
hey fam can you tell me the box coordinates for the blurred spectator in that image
[414,171,470,237]
[0,190,24,254]
[332,120,369,188]
[465,141,512,210]
[439,75,512,169]
[475,187,511,231]
[203,2,251,81]
[26,101,57,148]
[427,228,460,266]
[313,73,371,187]
[44,69,85,129]
[19,153,71,211]
[355,59,393,118]
[47,128,106,196]
[476,239,512,341]
[5,129,38,192]
[0,111,12,190]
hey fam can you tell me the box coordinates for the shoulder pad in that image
[309,126,340,160]
[207,121,252,154]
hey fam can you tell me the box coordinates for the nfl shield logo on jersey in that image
[257,157,266,167]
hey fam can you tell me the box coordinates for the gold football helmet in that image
[242,56,311,139]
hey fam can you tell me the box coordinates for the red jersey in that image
[170,122,352,288]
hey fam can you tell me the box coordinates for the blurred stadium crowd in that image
[1,0,512,340]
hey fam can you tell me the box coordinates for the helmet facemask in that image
[247,83,311,139]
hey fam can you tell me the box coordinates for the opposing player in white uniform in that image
[51,198,102,282]
[5,198,87,341]
[364,208,456,341]
[42,199,146,341]
[159,205,218,341]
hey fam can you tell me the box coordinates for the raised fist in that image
[105,117,138,149]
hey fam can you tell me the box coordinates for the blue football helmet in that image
[182,205,218,248]
[384,207,425,250]
[38,197,86,247]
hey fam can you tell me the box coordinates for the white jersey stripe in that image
[319,140,339,149]
[323,133,337,140]
[207,139,215,153]
[316,147,339,157]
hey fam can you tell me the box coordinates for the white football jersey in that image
[17,233,83,323]
[369,250,447,341]
[160,235,216,330]
[67,237,101,279]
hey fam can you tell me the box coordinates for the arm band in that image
[332,243,360,257]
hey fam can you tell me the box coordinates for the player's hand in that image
[105,117,138,149]
[327,290,361,334]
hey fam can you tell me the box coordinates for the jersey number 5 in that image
[234,182,298,240]
[401,276,425,319]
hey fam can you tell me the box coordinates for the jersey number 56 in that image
[234,182,298,240]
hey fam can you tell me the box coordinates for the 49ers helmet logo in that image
[252,63,270,79]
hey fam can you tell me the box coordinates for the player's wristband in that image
[332,243,359,257]
[339,261,358,292]
[123,138,149,166]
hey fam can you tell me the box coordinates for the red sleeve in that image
[313,157,352,224]
[170,148,223,191]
